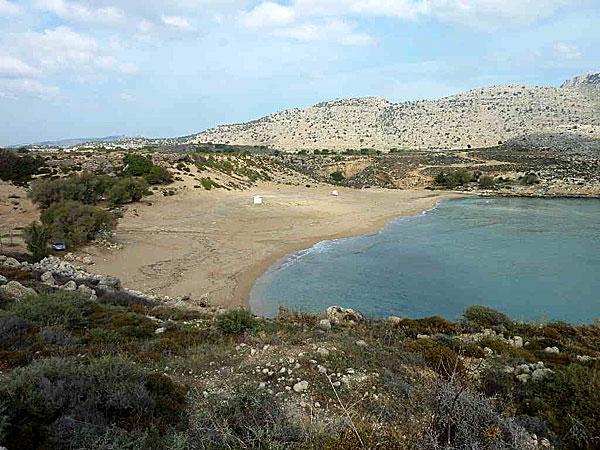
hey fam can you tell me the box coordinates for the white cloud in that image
[161,15,192,30]
[0,79,60,99]
[119,93,134,100]
[275,20,375,46]
[8,27,137,75]
[33,0,124,25]
[0,56,38,76]
[554,43,582,59]
[240,2,295,30]
[0,0,18,14]
[240,0,570,33]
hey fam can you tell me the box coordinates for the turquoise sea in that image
[250,197,600,323]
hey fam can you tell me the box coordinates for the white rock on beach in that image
[293,381,309,392]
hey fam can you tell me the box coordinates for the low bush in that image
[22,221,50,261]
[144,166,173,185]
[29,172,114,208]
[8,291,89,328]
[40,200,117,246]
[406,339,464,379]
[418,379,529,449]
[434,168,474,187]
[330,170,345,182]
[188,386,302,448]
[0,357,187,449]
[216,309,257,335]
[123,154,153,176]
[479,175,496,188]
[0,149,45,184]
[463,305,512,328]
[531,364,600,449]
[106,177,149,204]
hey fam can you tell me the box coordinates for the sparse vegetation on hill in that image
[0,257,598,449]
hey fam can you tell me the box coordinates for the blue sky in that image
[0,0,598,146]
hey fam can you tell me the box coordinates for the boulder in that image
[317,347,330,357]
[516,373,531,384]
[355,340,368,348]
[2,257,21,268]
[41,271,55,285]
[513,336,524,348]
[82,256,93,265]
[293,380,309,393]
[543,346,560,354]
[61,280,77,291]
[77,284,96,300]
[97,276,122,291]
[318,319,332,331]
[326,306,363,325]
[0,281,37,302]
[532,368,553,381]
[0,275,7,285]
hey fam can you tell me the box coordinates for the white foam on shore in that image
[249,199,447,316]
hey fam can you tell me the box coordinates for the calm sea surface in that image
[250,197,600,323]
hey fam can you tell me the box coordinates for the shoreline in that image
[82,186,466,310]
[236,193,462,313]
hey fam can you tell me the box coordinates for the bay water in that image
[250,197,600,323]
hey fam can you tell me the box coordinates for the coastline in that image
[236,193,461,312]
[83,184,465,310]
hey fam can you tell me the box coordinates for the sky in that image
[0,0,598,146]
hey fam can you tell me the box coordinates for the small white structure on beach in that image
[331,190,339,196]
[253,195,263,205]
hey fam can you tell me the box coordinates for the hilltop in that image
[190,74,600,152]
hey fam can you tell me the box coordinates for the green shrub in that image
[22,221,50,261]
[330,170,345,182]
[189,386,302,448]
[216,309,257,335]
[434,168,474,187]
[478,175,496,188]
[40,200,117,245]
[463,305,512,328]
[144,166,173,185]
[0,150,44,184]
[123,154,153,176]
[106,177,149,204]
[522,172,540,185]
[29,172,115,208]
[532,364,600,448]
[0,357,187,449]
[406,339,464,379]
[200,177,221,190]
[8,291,89,328]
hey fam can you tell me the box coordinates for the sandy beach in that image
[81,182,461,310]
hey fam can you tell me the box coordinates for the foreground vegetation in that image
[0,263,598,449]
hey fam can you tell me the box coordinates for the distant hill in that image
[188,73,600,152]
[561,72,600,89]
[11,135,128,149]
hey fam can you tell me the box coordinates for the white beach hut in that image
[253,195,263,205]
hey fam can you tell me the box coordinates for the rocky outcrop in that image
[561,72,600,89]
[0,281,37,302]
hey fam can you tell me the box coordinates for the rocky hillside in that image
[190,74,600,152]
[561,72,600,89]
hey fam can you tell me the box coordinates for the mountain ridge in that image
[189,75,600,152]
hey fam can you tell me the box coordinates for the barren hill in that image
[190,75,600,152]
